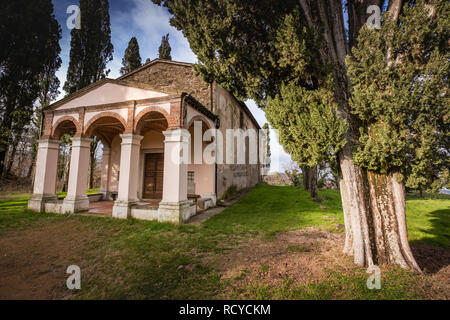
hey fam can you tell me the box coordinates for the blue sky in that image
[52,0,292,172]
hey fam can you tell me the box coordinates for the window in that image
[188,171,195,184]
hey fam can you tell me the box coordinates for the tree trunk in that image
[89,138,99,190]
[309,165,319,200]
[4,143,18,177]
[302,166,310,191]
[367,171,421,271]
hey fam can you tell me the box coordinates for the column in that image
[28,139,59,212]
[112,134,143,219]
[62,137,92,213]
[158,129,192,223]
[99,146,111,200]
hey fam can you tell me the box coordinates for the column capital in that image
[37,139,60,150]
[120,134,143,146]
[70,137,93,148]
[163,129,190,143]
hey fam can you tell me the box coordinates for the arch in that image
[84,111,127,137]
[134,106,170,135]
[185,114,213,130]
[51,116,82,140]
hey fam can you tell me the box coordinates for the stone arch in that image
[185,114,213,130]
[51,116,82,140]
[134,106,170,135]
[83,111,127,137]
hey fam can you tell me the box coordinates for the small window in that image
[188,171,195,184]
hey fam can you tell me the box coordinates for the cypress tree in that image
[63,0,114,188]
[158,34,172,60]
[120,37,142,75]
[63,0,114,95]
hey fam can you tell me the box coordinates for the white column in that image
[158,129,193,223]
[62,137,92,213]
[99,146,111,200]
[112,134,143,219]
[28,139,59,212]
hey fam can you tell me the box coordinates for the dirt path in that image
[0,220,103,300]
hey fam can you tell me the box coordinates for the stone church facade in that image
[28,59,262,223]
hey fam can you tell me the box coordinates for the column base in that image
[112,200,137,219]
[28,194,58,213]
[62,196,90,214]
[157,201,196,224]
[99,190,114,201]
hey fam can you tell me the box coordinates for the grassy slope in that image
[0,185,448,299]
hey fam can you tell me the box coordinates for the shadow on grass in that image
[410,209,450,274]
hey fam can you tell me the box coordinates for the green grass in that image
[0,185,448,300]
[203,186,344,239]
[405,193,450,247]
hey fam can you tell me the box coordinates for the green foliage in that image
[120,37,142,75]
[266,84,347,167]
[158,34,172,60]
[347,0,449,192]
[63,0,114,95]
[0,0,61,174]
[154,1,344,173]
[153,0,300,104]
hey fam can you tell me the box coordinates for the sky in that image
[52,0,293,172]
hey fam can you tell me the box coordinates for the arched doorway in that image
[135,110,169,201]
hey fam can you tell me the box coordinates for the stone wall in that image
[215,85,261,199]
[121,61,213,111]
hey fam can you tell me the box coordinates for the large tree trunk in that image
[367,171,421,271]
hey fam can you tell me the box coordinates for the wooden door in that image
[143,153,164,200]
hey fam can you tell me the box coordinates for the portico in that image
[28,78,217,224]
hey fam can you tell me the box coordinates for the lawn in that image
[0,185,448,300]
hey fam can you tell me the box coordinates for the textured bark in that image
[368,172,421,272]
